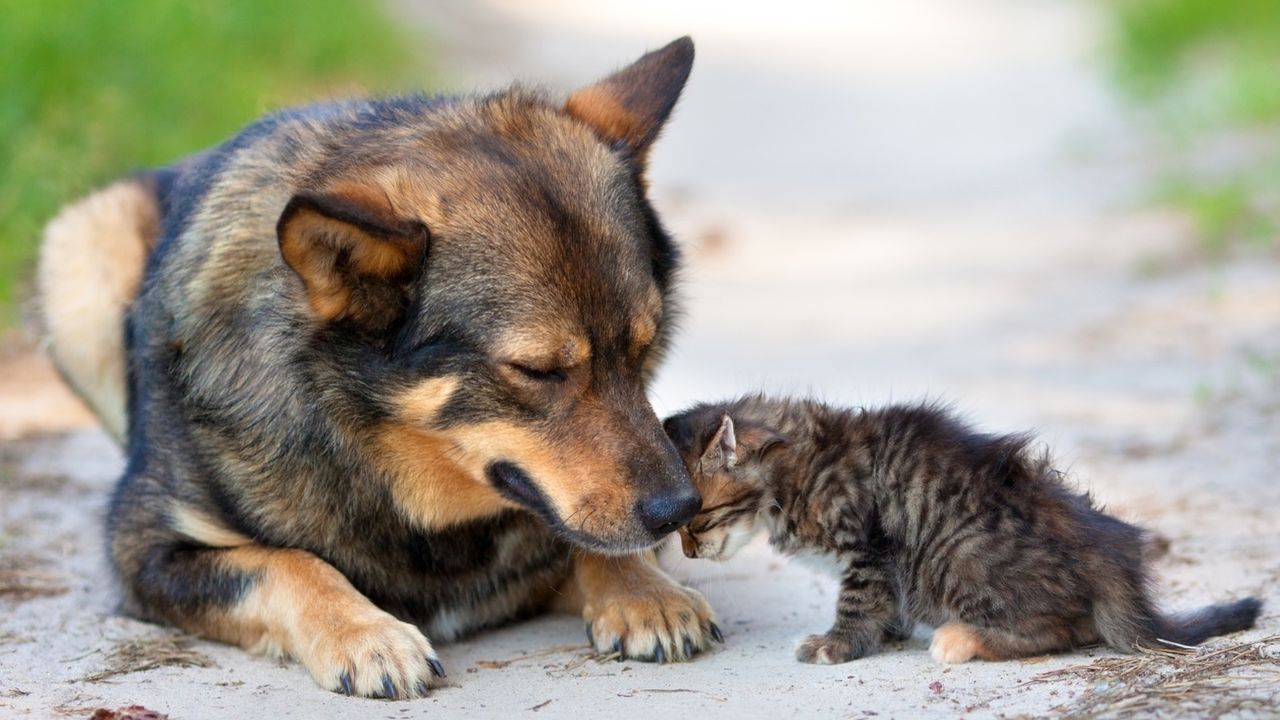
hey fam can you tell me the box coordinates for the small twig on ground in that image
[616,688,728,702]
[80,635,216,683]
[473,644,590,670]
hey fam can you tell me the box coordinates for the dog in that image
[36,38,719,699]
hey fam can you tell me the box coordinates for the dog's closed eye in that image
[508,363,568,383]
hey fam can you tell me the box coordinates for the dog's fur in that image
[38,38,720,699]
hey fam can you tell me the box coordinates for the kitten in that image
[663,396,1262,665]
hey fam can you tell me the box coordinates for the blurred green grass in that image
[1107,0,1280,254]
[0,0,425,327]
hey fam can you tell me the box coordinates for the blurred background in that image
[1,2,1277,716]
[0,0,1276,435]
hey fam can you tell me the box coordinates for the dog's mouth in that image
[485,460,659,554]
[487,461,545,510]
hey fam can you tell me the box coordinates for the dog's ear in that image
[277,187,428,328]
[565,36,694,165]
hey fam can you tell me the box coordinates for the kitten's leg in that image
[881,574,914,641]
[796,554,896,664]
[882,614,916,642]
[930,617,1074,664]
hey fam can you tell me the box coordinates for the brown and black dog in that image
[36,38,720,699]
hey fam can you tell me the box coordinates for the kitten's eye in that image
[508,363,568,383]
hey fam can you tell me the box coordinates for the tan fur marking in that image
[170,503,253,548]
[565,87,640,149]
[560,337,590,367]
[377,424,516,530]
[197,546,439,697]
[494,332,590,369]
[634,285,664,364]
[396,376,460,421]
[308,286,351,321]
[930,622,987,664]
[376,375,516,530]
[38,179,160,444]
[630,316,657,358]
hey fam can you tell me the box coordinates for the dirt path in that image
[3,1,1277,718]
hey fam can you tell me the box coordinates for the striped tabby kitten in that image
[663,396,1262,665]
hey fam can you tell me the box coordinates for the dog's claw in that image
[416,680,430,697]
[427,658,446,679]
[654,644,666,663]
[710,622,724,643]
[683,636,695,659]
[585,622,594,646]
[382,675,396,699]
[612,639,624,658]
[339,672,353,695]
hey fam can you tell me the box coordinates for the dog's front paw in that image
[299,606,443,699]
[929,622,983,664]
[795,632,874,664]
[583,578,721,663]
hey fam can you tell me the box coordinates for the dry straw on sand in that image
[1028,635,1280,718]
[0,552,68,601]
[80,635,216,683]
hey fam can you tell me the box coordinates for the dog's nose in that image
[637,488,702,537]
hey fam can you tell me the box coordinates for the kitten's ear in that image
[700,414,738,470]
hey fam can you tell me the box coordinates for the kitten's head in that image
[662,406,786,561]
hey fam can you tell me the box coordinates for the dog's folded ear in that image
[277,187,429,328]
[565,36,694,165]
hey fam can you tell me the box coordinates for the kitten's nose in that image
[679,531,699,558]
[637,488,702,538]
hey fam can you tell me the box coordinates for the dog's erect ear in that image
[277,188,428,328]
[565,36,694,164]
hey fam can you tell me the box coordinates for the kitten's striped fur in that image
[664,396,1262,665]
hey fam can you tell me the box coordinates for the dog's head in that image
[276,39,699,553]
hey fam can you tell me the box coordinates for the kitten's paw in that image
[584,578,720,663]
[929,622,984,664]
[795,633,872,664]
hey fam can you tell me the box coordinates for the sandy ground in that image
[3,1,1278,718]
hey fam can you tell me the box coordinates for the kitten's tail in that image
[1151,598,1263,647]
[1085,518,1262,650]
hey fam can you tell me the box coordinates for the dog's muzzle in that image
[635,487,702,539]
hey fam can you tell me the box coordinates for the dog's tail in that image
[36,174,165,444]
